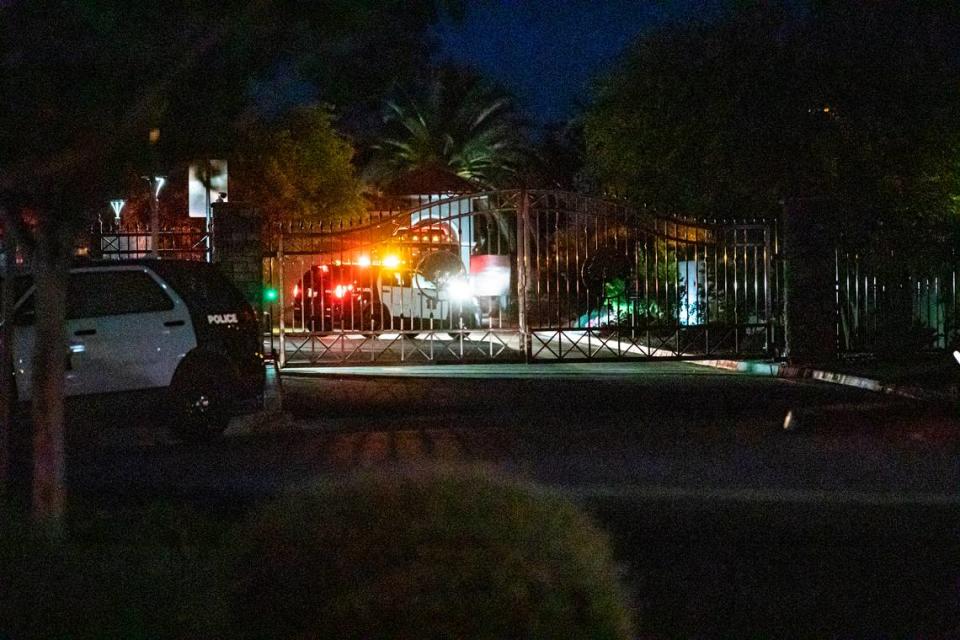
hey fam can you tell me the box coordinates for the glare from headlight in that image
[447,277,472,302]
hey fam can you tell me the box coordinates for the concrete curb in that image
[694,359,957,403]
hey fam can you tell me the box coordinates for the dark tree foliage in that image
[586,1,960,235]
[365,65,532,189]
[527,120,588,191]
[0,0,456,526]
[1,1,459,203]
[236,106,365,224]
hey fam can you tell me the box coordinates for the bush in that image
[225,465,633,639]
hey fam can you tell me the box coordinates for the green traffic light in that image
[264,287,279,303]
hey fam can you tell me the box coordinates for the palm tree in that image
[367,67,530,189]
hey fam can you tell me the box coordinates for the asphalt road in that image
[67,361,960,503]
[64,362,960,636]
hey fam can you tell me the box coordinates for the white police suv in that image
[8,260,265,439]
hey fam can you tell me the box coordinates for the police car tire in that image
[168,359,231,441]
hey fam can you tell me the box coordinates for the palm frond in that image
[369,69,530,189]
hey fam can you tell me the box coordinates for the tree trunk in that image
[0,231,13,486]
[30,228,71,532]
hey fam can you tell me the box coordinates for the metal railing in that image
[836,247,958,354]
[90,221,210,262]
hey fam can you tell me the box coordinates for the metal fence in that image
[836,247,959,354]
[89,221,210,262]
[264,189,783,366]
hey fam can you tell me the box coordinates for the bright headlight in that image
[447,277,472,302]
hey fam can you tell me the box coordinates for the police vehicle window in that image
[67,271,174,319]
[391,271,413,287]
[152,264,247,313]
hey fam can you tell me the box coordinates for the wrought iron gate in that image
[264,190,781,366]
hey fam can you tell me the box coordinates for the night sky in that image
[434,0,717,124]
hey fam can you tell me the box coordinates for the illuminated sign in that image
[189,160,228,218]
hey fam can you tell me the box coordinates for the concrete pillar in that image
[781,197,839,363]
[212,202,263,313]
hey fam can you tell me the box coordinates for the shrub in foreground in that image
[226,465,634,639]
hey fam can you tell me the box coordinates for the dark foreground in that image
[592,497,960,637]
[58,363,960,636]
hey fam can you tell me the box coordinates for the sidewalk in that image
[698,352,960,403]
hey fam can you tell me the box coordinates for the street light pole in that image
[108,199,125,226]
[142,176,165,258]
[144,127,164,259]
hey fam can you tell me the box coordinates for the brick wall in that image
[782,198,838,362]
[212,202,263,312]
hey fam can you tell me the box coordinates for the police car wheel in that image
[168,364,230,441]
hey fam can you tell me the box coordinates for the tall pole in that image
[517,189,531,362]
[277,232,286,368]
[143,176,165,259]
[204,174,212,263]
[0,227,13,485]
[145,128,163,259]
[109,199,125,226]
[149,177,160,258]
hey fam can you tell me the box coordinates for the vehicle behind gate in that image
[292,263,379,331]
[291,220,481,331]
[8,260,264,440]
[292,262,481,331]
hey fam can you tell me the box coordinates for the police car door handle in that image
[74,328,96,336]
[164,320,185,327]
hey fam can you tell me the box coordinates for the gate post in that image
[211,202,264,310]
[211,202,276,365]
[517,189,532,361]
[781,197,839,362]
[763,224,774,354]
[277,231,286,368]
